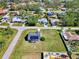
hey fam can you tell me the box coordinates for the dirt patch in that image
[22,52,41,59]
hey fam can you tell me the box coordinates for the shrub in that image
[28,16,38,26]
[0,16,2,21]
[75,30,79,35]
[40,37,45,41]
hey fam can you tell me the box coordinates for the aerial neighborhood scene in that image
[0,0,79,59]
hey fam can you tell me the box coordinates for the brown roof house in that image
[62,32,79,41]
[0,8,8,15]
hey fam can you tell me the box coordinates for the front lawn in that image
[36,23,44,27]
[0,28,17,58]
[12,23,23,26]
[10,29,66,59]
[0,23,9,26]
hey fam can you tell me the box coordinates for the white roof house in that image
[3,15,9,19]
[38,18,48,24]
[12,17,22,22]
[12,16,27,23]
[1,15,9,22]
[50,19,59,26]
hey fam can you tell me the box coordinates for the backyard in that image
[0,28,17,58]
[10,29,66,59]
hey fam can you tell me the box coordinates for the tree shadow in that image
[25,34,28,41]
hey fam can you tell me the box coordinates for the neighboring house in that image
[38,18,48,24]
[9,11,19,16]
[12,16,21,22]
[23,16,29,19]
[47,12,58,18]
[53,10,65,16]
[12,16,26,23]
[47,12,54,17]
[1,15,9,22]
[62,32,79,41]
[50,19,59,26]
[57,11,66,16]
[44,52,69,59]
[47,8,53,11]
[0,8,8,15]
[60,7,66,11]
[27,32,40,42]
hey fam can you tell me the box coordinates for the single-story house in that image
[60,7,66,11]
[57,11,66,16]
[47,12,54,16]
[23,16,29,19]
[62,32,79,41]
[12,16,26,23]
[50,19,59,26]
[27,32,40,42]
[47,8,53,11]
[10,11,19,16]
[53,10,65,16]
[1,15,9,22]
[43,52,69,59]
[12,16,21,22]
[38,18,48,24]
[0,8,8,15]
[47,12,57,18]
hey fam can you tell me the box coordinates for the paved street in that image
[0,26,79,30]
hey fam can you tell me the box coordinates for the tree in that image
[66,0,79,9]
[28,16,38,26]
[66,1,74,9]
[24,1,40,11]
[0,2,7,8]
[0,16,2,21]
[64,0,79,26]
[63,10,75,26]
[44,0,61,9]
[2,27,13,36]
[19,10,27,16]
[40,37,45,41]
[74,10,79,26]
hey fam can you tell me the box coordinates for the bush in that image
[0,16,2,21]
[75,30,79,35]
[28,22,35,26]
[27,16,38,26]
[40,37,45,41]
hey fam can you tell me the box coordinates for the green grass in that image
[0,28,17,58]
[36,22,51,27]
[36,23,44,27]
[0,23,9,26]
[12,23,23,26]
[10,29,66,59]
